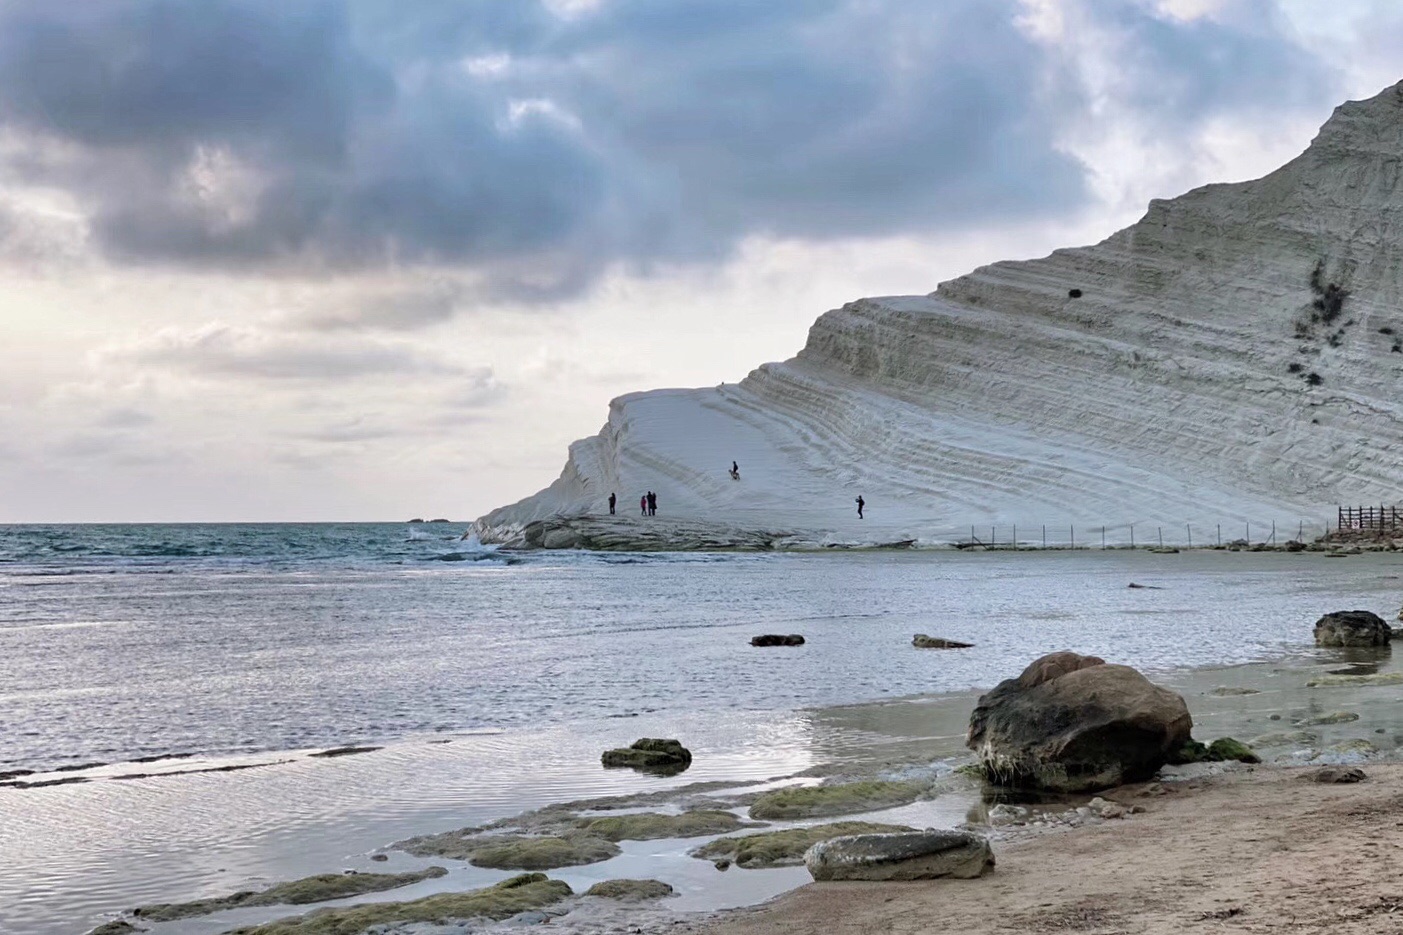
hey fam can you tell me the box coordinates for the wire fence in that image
[955,519,1336,550]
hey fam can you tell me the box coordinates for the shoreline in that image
[690,761,1403,935]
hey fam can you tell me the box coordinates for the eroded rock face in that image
[1314,611,1391,647]
[967,653,1192,792]
[803,831,994,882]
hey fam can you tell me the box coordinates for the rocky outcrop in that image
[1314,611,1392,647]
[803,830,994,882]
[584,880,676,900]
[751,634,805,647]
[1309,766,1367,783]
[600,738,692,773]
[692,822,914,869]
[913,635,973,649]
[477,82,1403,548]
[967,652,1192,792]
[748,780,925,820]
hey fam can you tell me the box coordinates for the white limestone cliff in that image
[477,81,1403,547]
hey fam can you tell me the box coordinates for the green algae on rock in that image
[600,739,692,773]
[1251,730,1319,748]
[584,879,676,900]
[133,867,449,922]
[691,821,914,869]
[1298,711,1360,726]
[748,780,924,820]
[86,922,140,935]
[224,873,572,935]
[399,830,619,869]
[1206,738,1260,764]
[1307,672,1403,688]
[577,810,753,842]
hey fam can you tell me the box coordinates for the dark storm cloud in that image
[0,0,1339,296]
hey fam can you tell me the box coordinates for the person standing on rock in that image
[608,492,616,515]
[855,495,865,519]
[640,494,648,517]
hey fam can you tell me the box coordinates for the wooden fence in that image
[1338,505,1403,532]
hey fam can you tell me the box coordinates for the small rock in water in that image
[750,634,805,647]
[712,858,731,871]
[601,739,692,774]
[370,854,389,862]
[912,634,974,649]
[1309,766,1367,783]
[1313,610,1391,647]
[1209,687,1260,696]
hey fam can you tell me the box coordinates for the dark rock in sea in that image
[804,830,995,882]
[1310,765,1367,783]
[751,634,805,647]
[712,859,731,871]
[600,738,692,773]
[309,745,382,759]
[967,652,1192,792]
[0,769,35,781]
[1314,610,1392,647]
[1284,540,1306,552]
[913,634,973,649]
[428,518,451,523]
[407,518,424,523]
[86,922,139,935]
[370,854,389,862]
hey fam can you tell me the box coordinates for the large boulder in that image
[967,652,1192,792]
[1314,611,1391,647]
[803,830,994,882]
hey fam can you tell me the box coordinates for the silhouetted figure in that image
[640,494,648,516]
[647,491,657,516]
[855,495,865,519]
[729,460,740,480]
[608,492,616,515]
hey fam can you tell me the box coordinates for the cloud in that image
[101,323,465,380]
[0,0,1336,303]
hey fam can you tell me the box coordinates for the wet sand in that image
[692,762,1403,935]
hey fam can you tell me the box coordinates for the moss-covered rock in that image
[1208,687,1259,696]
[577,810,751,842]
[86,923,140,935]
[224,874,572,935]
[748,781,924,820]
[691,821,914,869]
[1330,738,1379,756]
[133,868,448,921]
[584,879,676,900]
[400,831,619,869]
[600,739,692,773]
[1298,711,1359,726]
[1206,738,1260,764]
[1167,740,1210,765]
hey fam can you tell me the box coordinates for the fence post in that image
[1070,524,1075,550]
[1217,524,1221,546]
[1271,521,1276,545]
[1013,524,1017,550]
[1246,522,1250,545]
[991,525,996,549]
[1187,523,1192,548]
[1042,525,1046,549]
[1102,526,1106,549]
[1130,524,1135,548]
[971,524,975,545]
[1158,526,1163,547]
[1298,520,1303,542]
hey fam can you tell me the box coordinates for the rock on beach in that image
[751,634,805,647]
[967,652,1192,792]
[600,739,692,773]
[913,634,973,649]
[804,830,994,882]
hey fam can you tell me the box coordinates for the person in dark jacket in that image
[608,492,616,515]
[647,491,657,516]
[855,495,865,519]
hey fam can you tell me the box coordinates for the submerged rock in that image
[804,830,994,882]
[584,879,676,901]
[86,923,140,935]
[133,867,449,921]
[912,634,974,649]
[751,634,805,647]
[600,738,692,773]
[1298,711,1359,726]
[748,780,925,820]
[398,832,619,869]
[1314,610,1392,647]
[1251,730,1319,748]
[693,821,914,869]
[1309,766,1367,783]
[1307,672,1403,688]
[223,874,572,935]
[967,652,1192,792]
[577,810,752,841]
[1209,687,1260,696]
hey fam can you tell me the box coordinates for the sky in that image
[1,0,1402,522]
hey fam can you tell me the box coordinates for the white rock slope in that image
[478,81,1403,547]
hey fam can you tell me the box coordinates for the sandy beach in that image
[692,763,1403,935]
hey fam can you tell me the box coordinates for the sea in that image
[3,523,1403,935]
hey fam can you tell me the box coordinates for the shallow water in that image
[6,528,1403,934]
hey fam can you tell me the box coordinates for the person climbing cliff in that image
[855,495,865,519]
[608,492,616,515]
